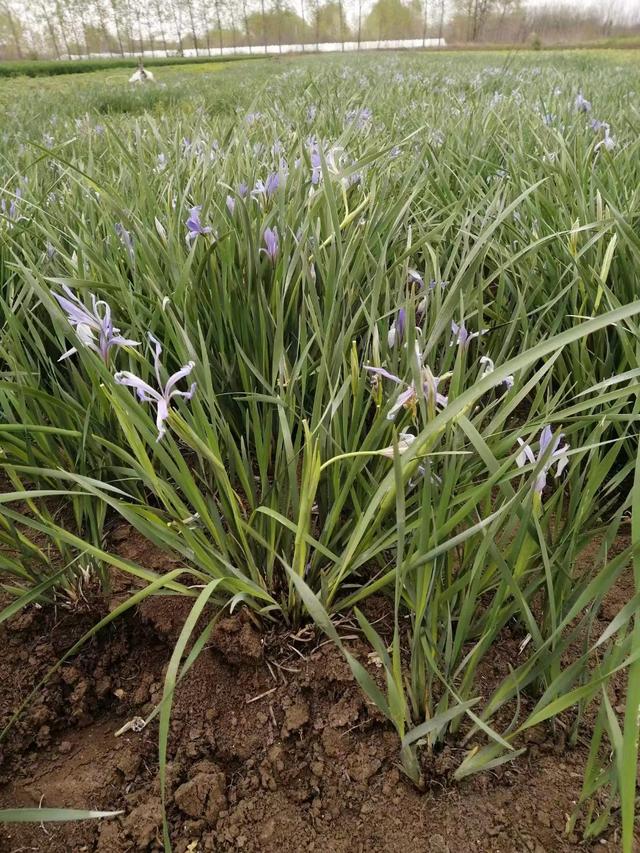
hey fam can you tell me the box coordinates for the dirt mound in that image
[0,579,632,852]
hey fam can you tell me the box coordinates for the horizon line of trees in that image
[0,0,638,61]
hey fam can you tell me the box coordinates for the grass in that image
[1,50,640,848]
[0,54,261,78]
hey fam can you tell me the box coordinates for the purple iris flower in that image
[516,425,569,495]
[479,356,513,389]
[595,127,616,152]
[52,285,139,365]
[185,205,212,242]
[114,334,196,442]
[590,118,606,132]
[346,107,372,128]
[115,223,135,261]
[253,172,280,201]
[262,227,279,262]
[226,195,235,215]
[365,365,447,420]
[1,188,21,220]
[575,92,591,113]
[407,269,424,288]
[310,147,322,185]
[387,308,406,348]
[451,320,484,349]
[238,181,249,198]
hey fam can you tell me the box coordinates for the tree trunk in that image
[108,0,125,55]
[4,3,23,57]
[261,0,267,52]
[187,0,199,55]
[422,0,428,46]
[153,0,169,55]
[214,0,223,54]
[54,0,73,57]
[242,0,250,51]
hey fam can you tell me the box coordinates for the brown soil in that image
[0,527,636,853]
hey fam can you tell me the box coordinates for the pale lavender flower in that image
[365,364,447,420]
[310,146,322,185]
[346,107,372,128]
[114,334,196,442]
[590,118,607,132]
[262,227,279,262]
[115,222,135,261]
[575,92,591,113]
[52,285,139,364]
[595,127,616,152]
[387,308,406,348]
[1,187,21,221]
[407,269,424,288]
[516,425,569,495]
[479,356,513,389]
[451,320,484,348]
[226,195,235,215]
[185,205,212,242]
[238,181,249,198]
[253,172,280,200]
[246,112,262,125]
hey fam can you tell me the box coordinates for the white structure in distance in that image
[73,37,446,62]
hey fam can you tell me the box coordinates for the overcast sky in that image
[523,0,640,22]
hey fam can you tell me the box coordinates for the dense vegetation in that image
[1,51,640,848]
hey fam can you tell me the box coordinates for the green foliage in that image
[1,50,640,846]
[0,53,258,78]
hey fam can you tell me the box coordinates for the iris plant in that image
[114,334,196,442]
[53,285,139,365]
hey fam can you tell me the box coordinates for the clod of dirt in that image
[116,747,142,781]
[346,742,382,783]
[122,795,163,848]
[281,698,310,737]
[211,612,263,665]
[174,763,227,823]
[321,726,353,757]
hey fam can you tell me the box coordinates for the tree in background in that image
[2,0,640,59]
[364,0,422,41]
[246,4,308,45]
[0,1,24,58]
[311,0,349,43]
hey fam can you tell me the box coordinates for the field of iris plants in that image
[1,50,640,848]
